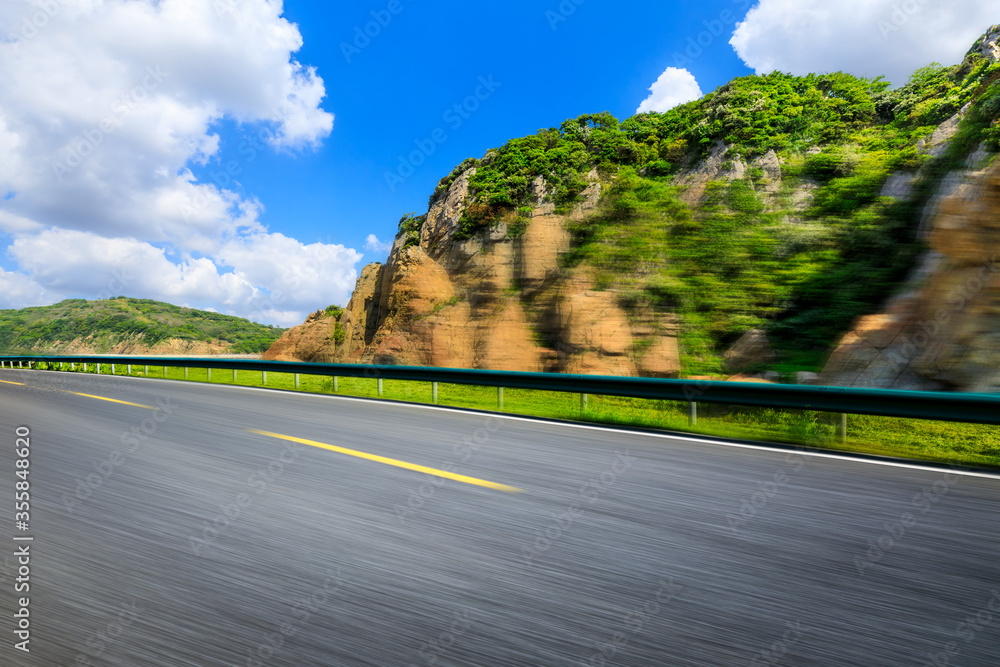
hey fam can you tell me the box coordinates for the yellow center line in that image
[248,429,523,493]
[1,376,157,408]
[69,392,157,410]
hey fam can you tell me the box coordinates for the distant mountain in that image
[0,298,285,355]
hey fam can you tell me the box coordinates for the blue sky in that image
[0,0,993,325]
[189,0,758,257]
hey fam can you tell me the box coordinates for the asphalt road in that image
[1,368,999,666]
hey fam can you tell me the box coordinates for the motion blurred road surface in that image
[1,369,998,666]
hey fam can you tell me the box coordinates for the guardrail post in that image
[111,364,115,375]
[432,381,438,404]
[688,401,697,427]
[207,368,212,382]
[332,376,339,393]
[184,367,189,380]
[233,368,237,383]
[377,378,383,397]
[96,363,100,374]
[294,373,300,390]
[127,364,131,375]
[837,413,847,445]
[498,386,504,410]
[19,361,23,369]
[262,371,267,385]
[581,393,588,412]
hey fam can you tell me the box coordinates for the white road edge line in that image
[11,369,1000,481]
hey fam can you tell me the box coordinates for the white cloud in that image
[0,0,351,325]
[0,267,58,307]
[8,228,361,326]
[730,0,997,86]
[637,67,704,113]
[365,233,393,255]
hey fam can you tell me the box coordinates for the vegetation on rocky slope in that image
[428,39,1000,374]
[0,298,285,354]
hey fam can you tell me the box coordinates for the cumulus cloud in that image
[364,234,393,255]
[637,67,704,113]
[730,0,997,86]
[8,228,361,327]
[0,267,59,307]
[0,0,351,324]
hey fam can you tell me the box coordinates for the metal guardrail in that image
[2,354,1000,427]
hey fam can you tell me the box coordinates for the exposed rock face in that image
[379,245,456,321]
[927,168,1000,264]
[917,104,970,157]
[421,301,474,369]
[881,172,915,200]
[676,141,748,204]
[476,299,543,372]
[970,25,1000,62]
[638,334,680,378]
[339,263,382,361]
[722,329,776,373]
[819,160,1000,391]
[262,315,337,362]
[267,166,679,375]
[42,336,235,356]
[560,288,631,357]
[422,168,474,259]
[520,213,571,295]
[751,149,783,197]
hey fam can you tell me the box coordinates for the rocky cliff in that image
[819,155,1000,391]
[266,28,1000,390]
[266,169,683,376]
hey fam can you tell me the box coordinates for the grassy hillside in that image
[0,298,285,354]
[434,34,1000,375]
